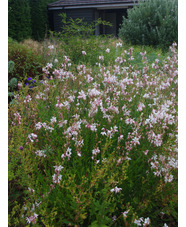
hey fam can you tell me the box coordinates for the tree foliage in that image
[28,0,57,40]
[8,0,56,41]
[8,0,32,42]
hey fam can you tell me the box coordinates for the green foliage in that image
[8,38,43,82]
[52,13,112,65]
[29,0,56,40]
[8,0,56,41]
[59,13,112,40]
[89,222,108,227]
[8,39,178,226]
[8,78,18,91]
[119,0,178,50]
[8,0,32,42]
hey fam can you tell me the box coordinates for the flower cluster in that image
[9,42,178,226]
[52,165,63,184]
[134,217,150,226]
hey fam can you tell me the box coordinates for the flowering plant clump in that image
[8,41,178,226]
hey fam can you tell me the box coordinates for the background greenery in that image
[8,0,56,41]
[119,0,178,50]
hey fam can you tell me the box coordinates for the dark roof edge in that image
[48,1,138,8]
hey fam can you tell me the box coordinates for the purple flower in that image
[27,77,32,81]
[31,80,36,83]
[26,83,29,86]
[19,146,24,150]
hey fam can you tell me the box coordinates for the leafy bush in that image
[8,38,43,82]
[52,13,113,66]
[9,42,178,226]
[119,0,178,49]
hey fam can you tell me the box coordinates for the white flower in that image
[112,215,117,221]
[163,224,168,227]
[116,42,122,47]
[18,82,22,89]
[54,165,64,172]
[134,219,142,226]
[99,55,104,61]
[164,174,174,183]
[92,147,100,156]
[66,147,72,157]
[143,217,150,226]
[77,90,86,100]
[122,210,129,218]
[110,188,115,193]
[82,51,86,55]
[35,122,43,130]
[28,133,37,142]
[110,186,122,193]
[35,150,46,157]
[48,45,54,50]
[106,48,110,53]
[50,116,57,123]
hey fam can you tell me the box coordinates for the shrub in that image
[119,0,178,49]
[8,38,43,82]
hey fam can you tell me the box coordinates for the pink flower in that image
[112,215,117,221]
[92,147,100,156]
[35,150,46,157]
[164,174,174,183]
[122,210,130,218]
[85,74,94,83]
[125,118,135,125]
[137,102,145,112]
[110,186,122,193]
[24,95,32,103]
[35,122,43,130]
[14,112,22,125]
[118,135,124,142]
[82,51,86,55]
[143,150,149,155]
[99,56,104,61]
[18,82,22,89]
[143,217,150,226]
[66,147,72,157]
[52,165,63,184]
[134,218,143,226]
[48,45,54,50]
[26,213,38,224]
[28,133,37,143]
[77,90,86,100]
[50,116,57,124]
